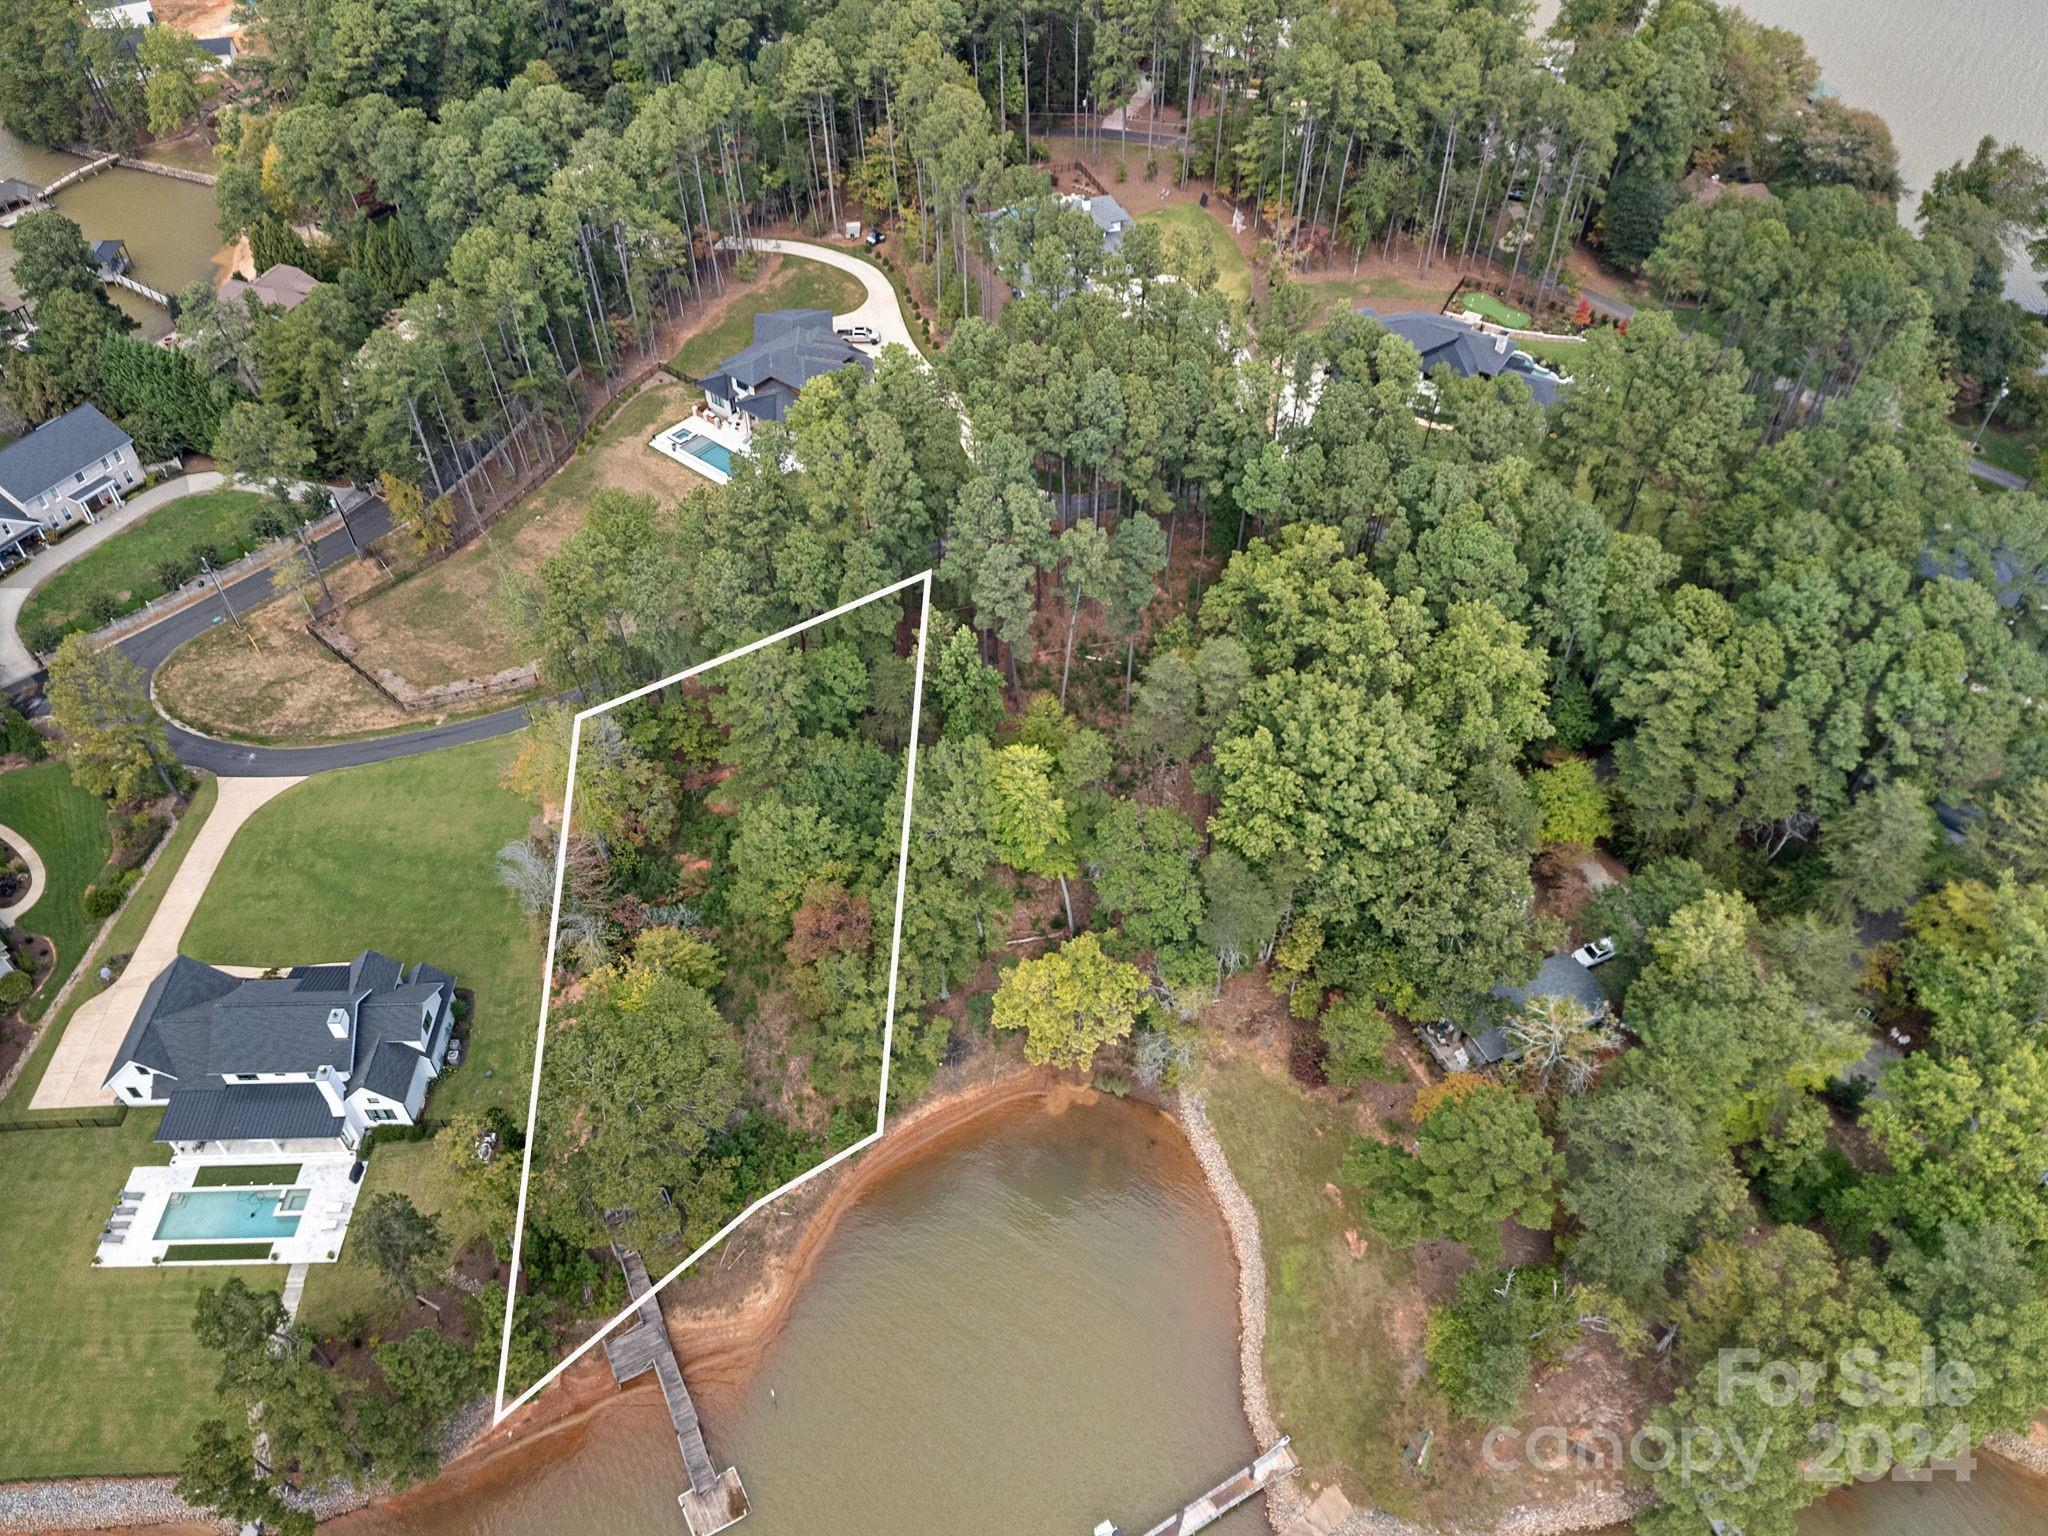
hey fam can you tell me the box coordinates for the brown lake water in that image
[0,129,227,339]
[333,1096,1264,1536]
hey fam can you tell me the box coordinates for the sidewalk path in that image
[0,472,226,685]
[28,774,301,1108]
[0,823,48,925]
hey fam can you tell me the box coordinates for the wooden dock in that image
[1098,1438,1300,1536]
[604,1251,750,1534]
[40,155,117,198]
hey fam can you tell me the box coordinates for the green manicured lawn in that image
[181,736,543,1119]
[17,489,270,644]
[1459,290,1533,328]
[2,777,216,1118]
[1,761,110,1025]
[1138,202,1253,305]
[670,255,868,378]
[193,1162,299,1187]
[0,1110,275,1477]
[1513,335,1589,369]
[163,1241,277,1261]
[296,1138,488,1336]
[1203,1055,1443,1522]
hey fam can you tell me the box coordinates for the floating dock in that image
[605,1251,750,1534]
[1097,1438,1300,1536]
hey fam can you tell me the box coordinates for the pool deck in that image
[94,1153,361,1268]
[650,407,750,485]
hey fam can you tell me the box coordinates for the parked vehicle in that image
[837,324,880,345]
[865,229,885,248]
[1571,936,1616,968]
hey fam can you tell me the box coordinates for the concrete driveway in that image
[739,238,926,361]
[0,472,226,686]
[28,774,302,1109]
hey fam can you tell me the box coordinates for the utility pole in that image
[1972,379,2011,451]
[200,554,255,650]
[294,509,334,608]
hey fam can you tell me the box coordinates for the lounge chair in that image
[119,1188,144,1199]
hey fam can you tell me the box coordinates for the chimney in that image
[326,1006,349,1040]
[314,1063,347,1116]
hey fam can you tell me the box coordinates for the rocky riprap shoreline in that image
[1173,1090,1652,1536]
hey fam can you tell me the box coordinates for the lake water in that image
[332,1095,1263,1536]
[0,129,227,338]
[1532,0,2048,306]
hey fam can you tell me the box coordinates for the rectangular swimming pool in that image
[663,429,734,475]
[154,1188,305,1241]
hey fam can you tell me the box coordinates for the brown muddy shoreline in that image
[330,1064,1069,1525]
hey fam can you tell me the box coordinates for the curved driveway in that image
[102,495,532,776]
[0,823,48,925]
[741,238,926,361]
[0,472,226,685]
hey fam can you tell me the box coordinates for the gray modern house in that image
[1358,308,1565,406]
[0,403,142,531]
[102,950,457,1155]
[696,308,870,430]
[1422,952,1611,1073]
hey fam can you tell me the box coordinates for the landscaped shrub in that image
[0,703,45,760]
[0,970,32,1008]
[111,811,166,871]
[85,593,123,628]
[82,881,126,919]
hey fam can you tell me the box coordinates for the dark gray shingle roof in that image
[1494,953,1608,1015]
[156,1084,344,1144]
[698,309,867,398]
[105,949,450,1091]
[0,404,131,503]
[361,1041,423,1100]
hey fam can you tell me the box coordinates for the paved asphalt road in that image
[113,495,534,777]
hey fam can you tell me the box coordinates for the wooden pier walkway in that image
[41,155,117,198]
[1099,1438,1300,1536]
[104,270,171,307]
[604,1251,750,1534]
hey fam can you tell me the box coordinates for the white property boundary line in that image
[494,568,934,1423]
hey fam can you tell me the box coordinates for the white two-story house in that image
[0,403,143,532]
[102,950,457,1156]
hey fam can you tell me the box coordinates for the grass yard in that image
[17,489,270,645]
[670,254,868,378]
[2,777,215,1118]
[1512,334,1590,369]
[193,1162,299,1186]
[1138,202,1254,306]
[1459,290,1533,329]
[342,379,706,690]
[1298,268,1458,326]
[1203,1054,1468,1524]
[1954,416,2039,484]
[295,1138,488,1336]
[180,736,543,1120]
[1,761,111,1025]
[0,1111,275,1477]
[152,564,427,747]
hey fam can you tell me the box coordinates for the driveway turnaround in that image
[0,823,48,925]
[0,472,227,686]
[739,238,925,360]
[28,775,302,1109]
